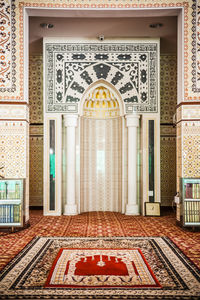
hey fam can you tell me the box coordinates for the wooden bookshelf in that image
[180,178,200,227]
[0,179,24,228]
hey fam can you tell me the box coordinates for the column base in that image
[64,204,78,215]
[125,204,139,215]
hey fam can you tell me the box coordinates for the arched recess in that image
[80,81,124,212]
[79,79,125,117]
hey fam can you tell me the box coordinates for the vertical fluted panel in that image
[81,117,122,212]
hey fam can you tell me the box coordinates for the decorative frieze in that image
[177,105,200,122]
[0,105,29,120]
[45,41,159,113]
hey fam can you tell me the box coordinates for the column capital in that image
[63,114,78,127]
[125,113,140,127]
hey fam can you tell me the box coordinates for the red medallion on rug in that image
[45,248,161,288]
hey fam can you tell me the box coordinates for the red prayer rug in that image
[0,237,200,299]
[45,248,161,288]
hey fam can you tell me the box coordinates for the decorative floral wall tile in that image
[29,132,43,206]
[160,55,177,124]
[1,0,200,101]
[176,123,182,190]
[0,0,16,93]
[192,0,200,93]
[0,121,27,178]
[182,121,200,178]
[160,55,177,205]
[160,136,176,205]
[29,56,43,124]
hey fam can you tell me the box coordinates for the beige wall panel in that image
[0,121,27,178]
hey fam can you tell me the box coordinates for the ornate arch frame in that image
[79,79,125,117]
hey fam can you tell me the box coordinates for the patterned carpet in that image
[0,209,200,273]
[1,236,200,299]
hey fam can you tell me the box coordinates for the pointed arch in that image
[79,80,125,117]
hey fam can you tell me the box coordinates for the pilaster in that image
[63,114,78,215]
[125,114,140,215]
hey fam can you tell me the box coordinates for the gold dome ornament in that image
[83,86,120,119]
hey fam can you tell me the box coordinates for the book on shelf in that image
[13,204,20,223]
[0,204,21,224]
[185,201,200,223]
[185,183,193,198]
[185,183,200,199]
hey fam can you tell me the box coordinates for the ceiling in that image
[29,16,177,54]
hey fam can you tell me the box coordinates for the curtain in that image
[80,117,122,212]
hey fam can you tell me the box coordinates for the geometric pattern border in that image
[0,236,200,299]
[191,0,200,92]
[0,0,16,93]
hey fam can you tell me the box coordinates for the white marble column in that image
[125,114,140,215]
[63,114,78,215]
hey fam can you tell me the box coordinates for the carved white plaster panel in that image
[45,40,159,113]
[182,105,200,120]
[0,105,29,120]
